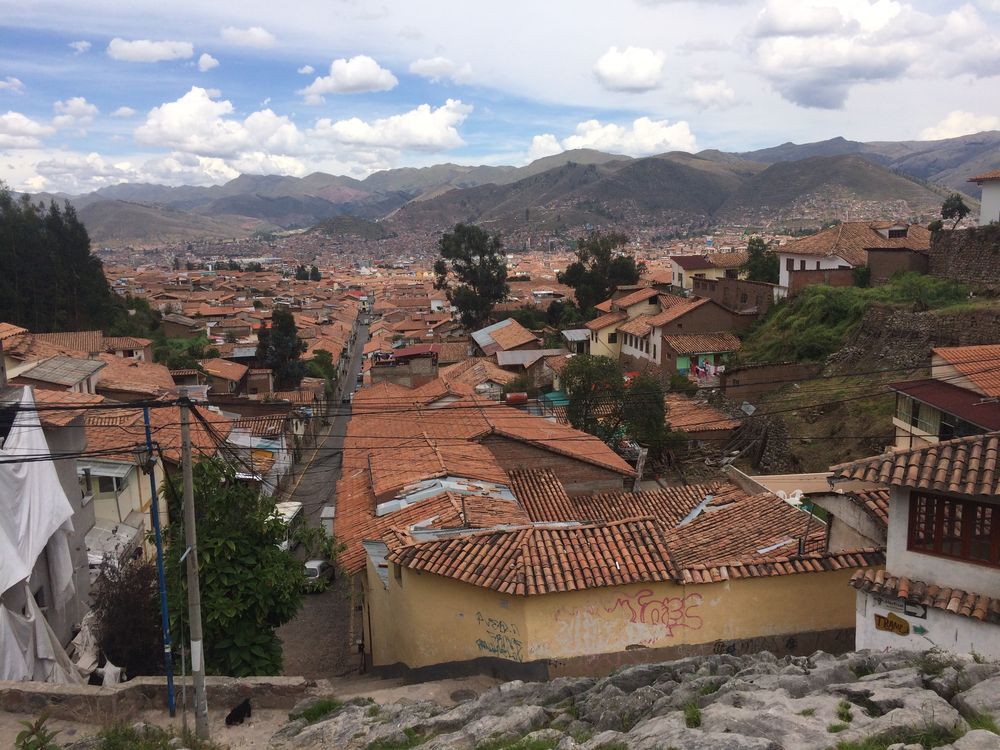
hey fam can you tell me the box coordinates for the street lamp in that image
[133,441,159,474]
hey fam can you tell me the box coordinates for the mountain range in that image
[17,131,1000,247]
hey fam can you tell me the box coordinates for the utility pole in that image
[141,407,175,717]
[632,446,649,492]
[179,389,210,740]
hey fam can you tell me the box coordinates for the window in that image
[888,228,908,239]
[908,491,1000,566]
[799,260,806,270]
[786,258,794,271]
[653,344,657,360]
[740,292,748,304]
[607,333,617,344]
[815,261,821,270]
[97,476,119,495]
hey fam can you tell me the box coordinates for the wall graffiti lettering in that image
[474,612,524,662]
[605,589,704,637]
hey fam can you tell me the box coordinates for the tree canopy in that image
[742,236,779,284]
[256,308,307,389]
[557,233,644,316]
[164,459,303,677]
[941,193,971,229]
[433,223,509,331]
[562,355,681,457]
[0,185,126,332]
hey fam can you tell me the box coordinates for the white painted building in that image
[832,433,1000,660]
[969,169,1000,225]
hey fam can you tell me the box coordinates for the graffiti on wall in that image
[539,590,703,656]
[474,611,523,662]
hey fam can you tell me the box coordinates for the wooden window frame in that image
[907,490,1000,567]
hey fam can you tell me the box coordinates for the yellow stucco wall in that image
[587,327,621,359]
[366,561,860,670]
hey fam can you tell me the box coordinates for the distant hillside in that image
[311,215,394,240]
[715,154,948,222]
[78,200,253,246]
[741,132,1000,194]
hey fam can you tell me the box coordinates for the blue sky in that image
[1,0,999,193]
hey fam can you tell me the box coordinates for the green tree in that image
[433,223,510,330]
[546,299,585,328]
[309,265,321,281]
[0,185,126,332]
[508,306,546,330]
[164,459,303,677]
[246,261,264,272]
[256,308,307,389]
[742,236,779,284]
[941,193,971,229]
[562,355,627,441]
[306,348,337,402]
[294,265,309,281]
[91,558,163,677]
[557,233,644,316]
[226,259,241,271]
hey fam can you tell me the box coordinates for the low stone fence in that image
[0,675,312,723]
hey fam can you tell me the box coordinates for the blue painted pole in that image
[143,406,176,716]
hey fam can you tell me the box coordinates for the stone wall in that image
[830,304,1000,373]
[0,675,311,722]
[720,362,824,401]
[929,224,1000,292]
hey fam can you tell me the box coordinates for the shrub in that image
[91,558,163,677]
[15,717,60,750]
[684,702,702,728]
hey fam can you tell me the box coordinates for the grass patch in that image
[908,652,951,678]
[366,704,381,718]
[828,722,849,734]
[700,682,722,695]
[290,697,344,724]
[964,712,1000,734]
[684,702,702,729]
[797,707,816,717]
[836,700,854,724]
[850,659,878,679]
[87,724,224,750]
[475,736,558,750]
[834,725,966,749]
[366,727,423,750]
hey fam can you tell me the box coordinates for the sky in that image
[1,0,999,194]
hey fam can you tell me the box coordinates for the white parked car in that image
[303,559,334,584]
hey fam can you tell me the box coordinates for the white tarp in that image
[0,387,75,596]
[0,585,83,683]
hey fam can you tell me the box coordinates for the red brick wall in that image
[658,300,736,336]
[867,249,928,285]
[787,268,855,296]
[691,277,776,320]
[480,435,626,495]
[720,362,823,400]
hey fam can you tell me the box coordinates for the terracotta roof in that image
[585,310,628,331]
[543,354,571,375]
[664,393,740,433]
[96,354,175,397]
[932,345,1000,398]
[968,169,1000,183]
[680,549,884,584]
[845,488,890,527]
[780,222,931,266]
[368,440,508,501]
[851,569,1000,624]
[831,432,1000,497]
[662,332,742,356]
[647,297,711,327]
[594,299,613,313]
[34,330,104,354]
[611,287,659,310]
[103,336,152,350]
[705,251,749,269]
[671,255,716,271]
[387,518,676,596]
[508,468,577,522]
[489,319,538,351]
[0,323,28,341]
[200,357,249,382]
[84,404,234,465]
[617,315,654,337]
[233,414,286,437]
[31,388,105,428]
[434,341,471,364]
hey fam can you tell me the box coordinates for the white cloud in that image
[541,117,697,156]
[0,112,55,148]
[311,98,471,151]
[298,55,398,102]
[408,56,473,84]
[749,0,1000,109]
[593,46,665,92]
[0,76,24,94]
[688,79,737,109]
[920,110,1000,140]
[52,97,98,128]
[107,37,194,63]
[220,26,277,48]
[111,106,137,118]
[527,134,563,162]
[135,86,303,158]
[297,65,315,75]
[198,53,220,72]
[68,40,91,55]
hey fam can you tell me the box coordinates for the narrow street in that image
[278,317,368,678]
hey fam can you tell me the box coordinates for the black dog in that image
[225,698,252,726]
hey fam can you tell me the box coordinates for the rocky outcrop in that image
[268,650,1000,750]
